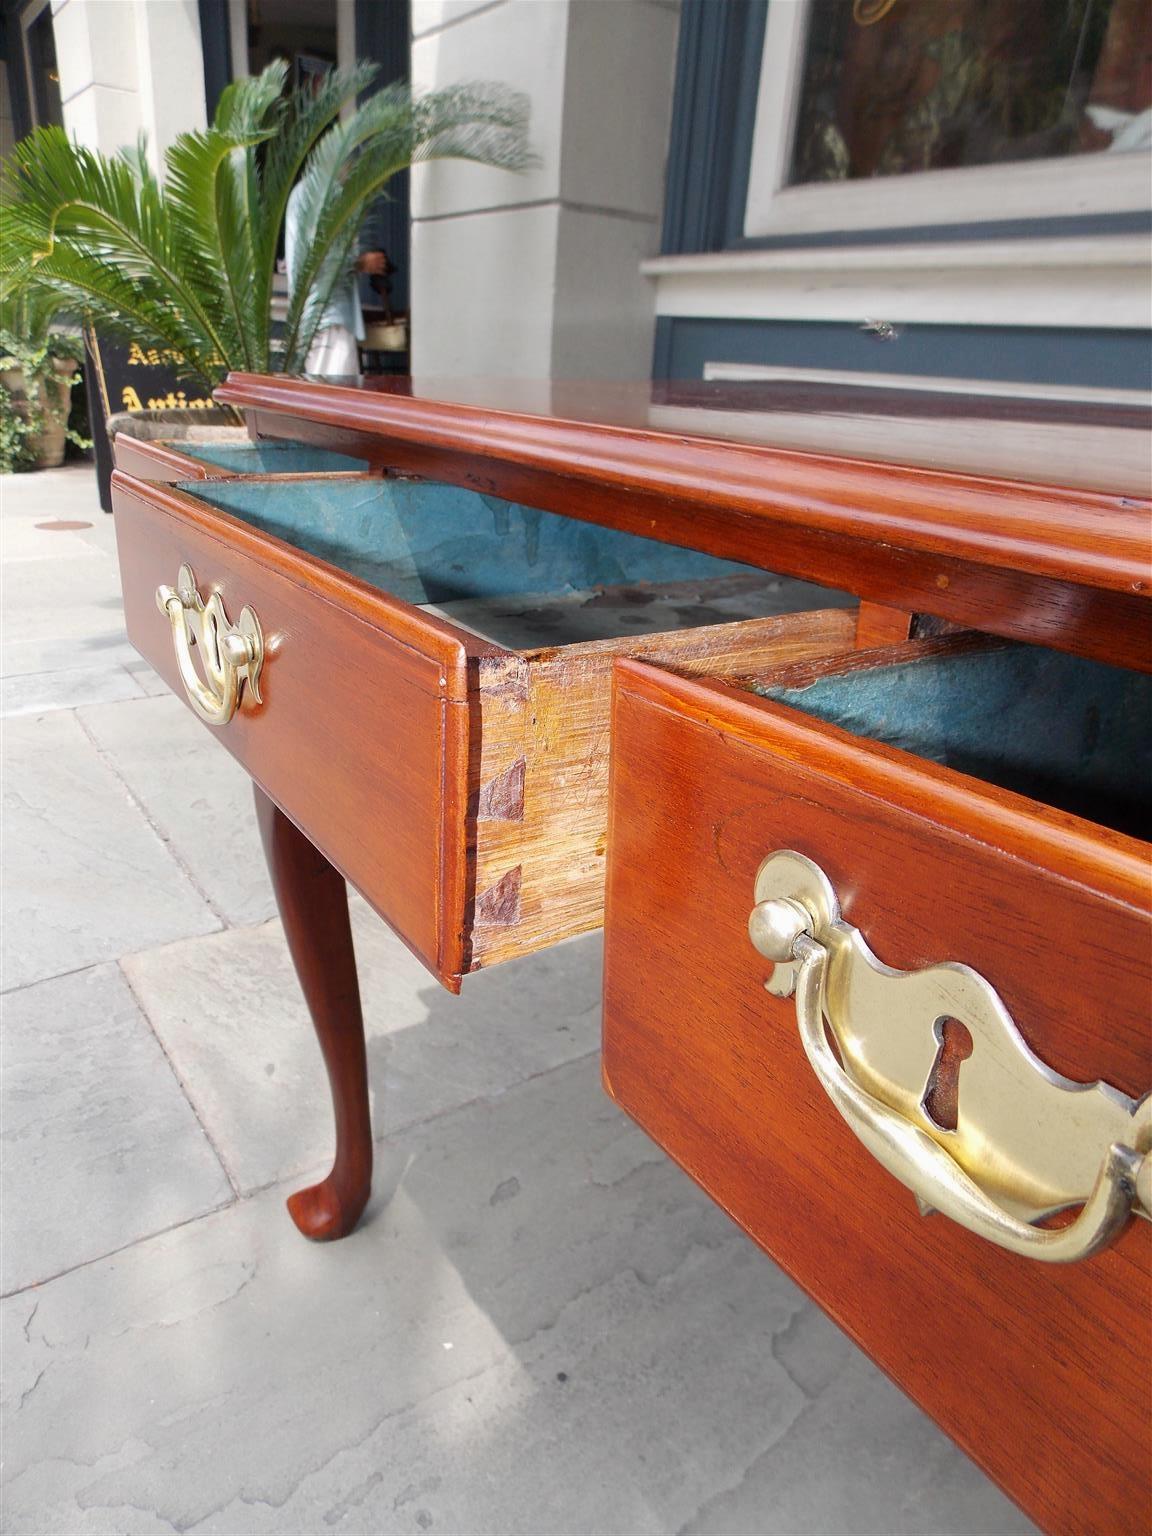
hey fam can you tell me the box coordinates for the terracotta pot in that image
[27,358,77,469]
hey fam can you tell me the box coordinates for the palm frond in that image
[2,126,230,365]
[409,82,536,173]
[155,69,291,371]
[116,135,153,184]
[282,82,533,369]
[251,62,378,366]
[2,63,533,388]
[3,244,220,385]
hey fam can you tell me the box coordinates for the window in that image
[745,0,1152,237]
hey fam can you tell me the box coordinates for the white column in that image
[52,0,207,167]
[134,0,207,167]
[53,0,141,156]
[410,0,680,380]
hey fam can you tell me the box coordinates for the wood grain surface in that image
[214,374,1152,672]
[254,785,372,1240]
[112,436,220,481]
[114,473,862,982]
[853,600,915,648]
[112,433,376,484]
[468,607,858,970]
[113,471,474,987]
[602,656,1151,1536]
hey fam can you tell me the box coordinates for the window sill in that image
[642,236,1152,330]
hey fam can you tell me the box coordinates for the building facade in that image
[2,0,1149,392]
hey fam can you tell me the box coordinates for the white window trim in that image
[227,0,249,78]
[743,0,1152,239]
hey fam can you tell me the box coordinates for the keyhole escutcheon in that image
[921,1016,974,1132]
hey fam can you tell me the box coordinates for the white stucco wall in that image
[51,0,207,167]
[409,0,679,380]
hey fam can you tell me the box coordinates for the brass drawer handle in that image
[156,563,264,726]
[749,851,1150,1263]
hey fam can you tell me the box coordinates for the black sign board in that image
[85,330,217,511]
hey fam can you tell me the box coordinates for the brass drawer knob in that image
[156,563,264,726]
[749,850,1150,1264]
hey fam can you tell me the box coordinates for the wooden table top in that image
[214,372,1152,670]
[219,373,1151,493]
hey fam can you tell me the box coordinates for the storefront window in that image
[790,0,1151,185]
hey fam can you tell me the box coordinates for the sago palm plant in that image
[0,61,531,389]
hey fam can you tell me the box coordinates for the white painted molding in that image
[642,236,1152,330]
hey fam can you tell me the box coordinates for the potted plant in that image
[0,62,532,398]
[0,286,87,472]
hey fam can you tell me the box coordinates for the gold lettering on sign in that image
[126,341,187,367]
[120,386,214,411]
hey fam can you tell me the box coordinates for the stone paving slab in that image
[123,906,604,1195]
[2,471,128,680]
[1,632,142,681]
[1,463,105,530]
[1,962,234,1295]
[0,1055,1032,1536]
[79,693,276,928]
[123,657,174,696]
[2,663,147,717]
[1,549,128,657]
[0,514,110,564]
[3,710,221,991]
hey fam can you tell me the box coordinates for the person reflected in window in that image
[284,179,388,379]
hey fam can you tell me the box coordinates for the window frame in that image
[742,0,1152,241]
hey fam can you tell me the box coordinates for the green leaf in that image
[1,64,533,387]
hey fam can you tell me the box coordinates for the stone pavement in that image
[1,464,1034,1535]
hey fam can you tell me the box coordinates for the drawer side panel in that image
[113,436,212,481]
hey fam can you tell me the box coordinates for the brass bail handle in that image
[156,564,264,727]
[749,852,1150,1265]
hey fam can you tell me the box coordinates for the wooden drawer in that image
[112,433,374,482]
[112,470,857,988]
[602,640,1151,1535]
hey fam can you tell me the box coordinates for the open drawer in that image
[602,638,1151,1534]
[113,431,375,482]
[111,469,857,987]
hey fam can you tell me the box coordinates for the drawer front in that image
[602,659,1151,1535]
[113,475,472,987]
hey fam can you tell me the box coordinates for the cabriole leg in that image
[254,785,372,1240]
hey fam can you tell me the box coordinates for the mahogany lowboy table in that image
[112,375,1152,1534]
